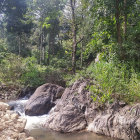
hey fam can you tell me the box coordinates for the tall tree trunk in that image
[81,10,84,68]
[18,35,21,56]
[124,0,127,40]
[115,0,123,59]
[47,33,50,65]
[70,0,77,74]
[42,31,46,64]
[39,34,42,64]
[80,43,83,67]
[115,0,122,45]
[42,45,45,63]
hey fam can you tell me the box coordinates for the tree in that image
[61,0,86,73]
[27,0,63,65]
[0,0,33,56]
[70,0,77,73]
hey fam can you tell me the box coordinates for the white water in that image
[24,114,49,130]
[8,98,49,131]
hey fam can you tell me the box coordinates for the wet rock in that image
[25,83,65,116]
[18,87,36,99]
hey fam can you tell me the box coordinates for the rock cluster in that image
[24,80,140,140]
[0,85,19,100]
[45,80,140,140]
[0,102,35,140]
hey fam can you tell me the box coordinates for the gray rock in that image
[25,83,64,116]
[88,103,140,140]
[44,80,90,132]
[45,103,87,132]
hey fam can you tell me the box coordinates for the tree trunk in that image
[18,35,21,56]
[70,0,77,74]
[39,34,42,64]
[47,33,50,65]
[42,31,46,64]
[124,0,127,40]
[115,0,123,59]
[115,0,122,45]
[81,41,83,68]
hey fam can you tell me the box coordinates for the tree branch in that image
[76,36,84,45]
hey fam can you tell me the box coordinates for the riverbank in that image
[0,102,35,140]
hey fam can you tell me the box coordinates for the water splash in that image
[8,98,49,131]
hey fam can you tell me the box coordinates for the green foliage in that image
[0,54,23,85]
[0,39,8,63]
[0,0,140,103]
[42,17,51,29]
[89,85,112,104]
[86,61,140,103]
[49,57,68,68]
[127,72,140,102]
[64,69,86,86]
[0,54,63,87]
[21,57,47,87]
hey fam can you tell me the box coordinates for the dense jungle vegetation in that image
[0,0,140,103]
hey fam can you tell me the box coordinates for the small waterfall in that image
[8,99,28,115]
[8,98,49,131]
[25,114,49,130]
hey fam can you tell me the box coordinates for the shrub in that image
[127,72,140,102]
[0,53,23,85]
[0,54,65,88]
[86,61,140,103]
[21,57,47,87]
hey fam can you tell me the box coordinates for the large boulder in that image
[25,83,64,116]
[87,103,140,140]
[45,80,91,132]
[45,103,87,132]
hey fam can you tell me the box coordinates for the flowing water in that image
[8,98,116,140]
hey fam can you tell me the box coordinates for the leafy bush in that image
[21,57,47,87]
[64,69,86,86]
[127,72,140,102]
[49,57,69,69]
[0,53,23,85]
[86,61,140,103]
[0,54,65,88]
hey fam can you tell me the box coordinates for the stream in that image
[8,98,116,140]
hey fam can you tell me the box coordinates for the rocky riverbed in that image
[1,80,140,140]
[24,80,140,140]
[0,102,35,140]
